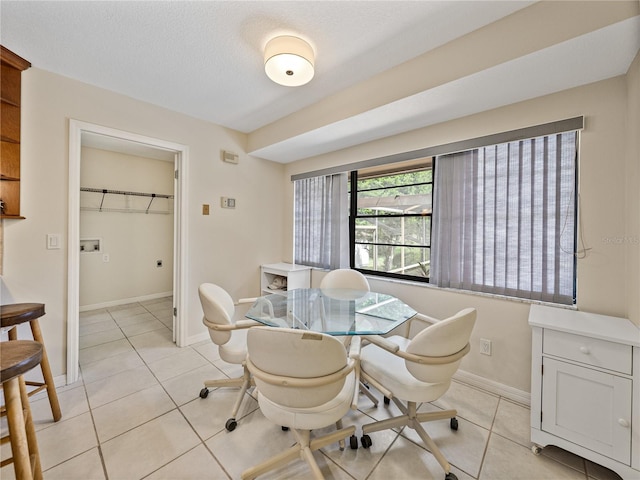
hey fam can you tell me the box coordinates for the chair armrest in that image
[348,336,361,360]
[364,335,400,353]
[412,312,439,325]
[366,334,471,365]
[207,319,262,331]
[236,297,257,305]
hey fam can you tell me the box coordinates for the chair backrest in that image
[247,326,349,408]
[199,283,235,345]
[320,269,370,291]
[405,308,476,384]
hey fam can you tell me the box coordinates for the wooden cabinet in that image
[260,263,311,296]
[1,46,31,219]
[529,305,640,479]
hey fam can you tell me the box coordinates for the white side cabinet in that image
[529,305,640,479]
[260,263,311,296]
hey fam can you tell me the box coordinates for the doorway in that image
[67,120,189,384]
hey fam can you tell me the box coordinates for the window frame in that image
[349,162,434,283]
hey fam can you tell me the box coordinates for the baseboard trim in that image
[454,369,531,406]
[80,291,173,312]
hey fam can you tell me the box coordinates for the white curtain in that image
[431,132,577,305]
[294,173,349,269]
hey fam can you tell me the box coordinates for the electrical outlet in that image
[480,338,492,356]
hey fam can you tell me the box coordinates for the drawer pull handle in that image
[579,346,590,354]
[618,419,630,428]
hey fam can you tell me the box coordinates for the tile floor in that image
[0,297,627,479]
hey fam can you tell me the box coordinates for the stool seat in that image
[1,304,46,329]
[1,341,43,383]
[1,340,43,480]
[0,302,61,422]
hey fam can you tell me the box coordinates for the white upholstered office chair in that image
[359,308,477,480]
[198,283,260,431]
[320,268,370,291]
[241,326,359,480]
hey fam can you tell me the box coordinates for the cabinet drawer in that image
[543,329,632,374]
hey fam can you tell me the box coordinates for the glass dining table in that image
[244,288,417,336]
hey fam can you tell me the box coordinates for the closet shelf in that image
[80,187,174,199]
[80,187,174,215]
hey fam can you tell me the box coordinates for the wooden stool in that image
[1,340,43,480]
[1,304,61,421]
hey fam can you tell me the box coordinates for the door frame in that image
[67,119,189,383]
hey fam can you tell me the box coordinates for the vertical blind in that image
[431,131,577,304]
[294,173,348,269]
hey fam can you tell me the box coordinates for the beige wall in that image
[0,68,285,378]
[284,75,636,393]
[1,62,636,394]
[80,147,174,307]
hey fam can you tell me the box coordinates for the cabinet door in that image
[541,357,632,464]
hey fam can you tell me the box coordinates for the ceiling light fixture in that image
[264,35,315,87]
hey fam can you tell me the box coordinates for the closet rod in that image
[80,187,174,199]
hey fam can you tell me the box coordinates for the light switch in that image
[202,204,210,215]
[46,234,61,250]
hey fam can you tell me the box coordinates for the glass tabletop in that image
[245,288,417,335]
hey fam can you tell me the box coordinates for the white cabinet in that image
[260,263,311,296]
[529,305,640,479]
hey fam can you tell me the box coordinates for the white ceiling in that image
[1,1,639,163]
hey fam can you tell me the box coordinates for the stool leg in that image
[4,378,33,480]
[19,376,42,480]
[29,320,61,422]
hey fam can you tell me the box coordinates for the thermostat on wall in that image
[222,150,239,164]
[221,197,236,209]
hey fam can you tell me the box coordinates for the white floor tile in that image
[43,447,106,479]
[161,363,229,406]
[101,410,200,479]
[147,347,209,382]
[79,337,134,365]
[79,327,125,349]
[491,398,531,447]
[84,364,158,409]
[80,350,145,384]
[36,412,98,471]
[145,444,229,479]
[92,384,176,442]
[480,433,586,479]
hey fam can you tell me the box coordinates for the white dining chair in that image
[358,308,477,480]
[241,326,360,479]
[198,283,260,431]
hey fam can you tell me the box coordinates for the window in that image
[430,132,578,304]
[292,118,581,306]
[294,173,348,269]
[350,159,433,281]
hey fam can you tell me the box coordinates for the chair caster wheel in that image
[361,434,372,449]
[383,396,390,405]
[349,435,359,450]
[531,444,543,455]
[445,473,458,480]
[281,426,289,431]
[225,418,237,431]
[450,417,458,431]
[199,388,209,399]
